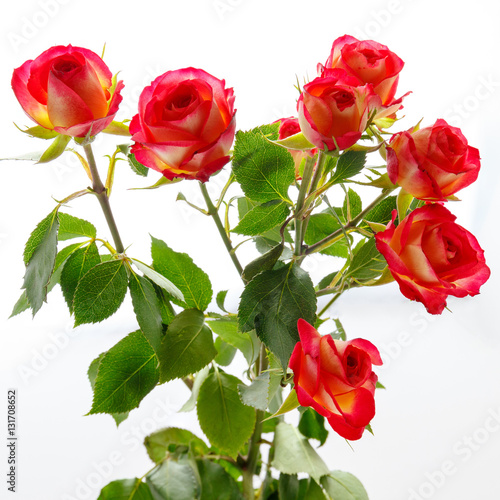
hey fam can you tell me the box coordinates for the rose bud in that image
[130,68,236,182]
[387,119,481,201]
[277,117,317,178]
[12,45,123,138]
[289,319,382,441]
[319,35,405,108]
[375,205,490,315]
[297,70,379,152]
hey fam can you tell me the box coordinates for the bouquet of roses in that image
[8,35,490,499]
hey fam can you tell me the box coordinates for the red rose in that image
[297,71,379,151]
[289,319,382,441]
[387,119,481,201]
[130,68,236,182]
[12,45,123,138]
[375,205,490,315]
[320,35,404,107]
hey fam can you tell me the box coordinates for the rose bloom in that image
[387,119,481,201]
[319,35,404,107]
[289,319,382,441]
[130,68,236,182]
[375,205,490,315]
[297,69,379,151]
[12,45,123,137]
[277,117,316,178]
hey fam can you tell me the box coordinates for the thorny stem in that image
[83,144,125,254]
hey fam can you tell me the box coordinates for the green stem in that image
[83,144,125,254]
[304,188,394,256]
[294,155,316,257]
[199,182,244,278]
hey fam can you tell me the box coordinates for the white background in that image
[1,1,500,499]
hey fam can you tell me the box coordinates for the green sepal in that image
[14,123,59,140]
[37,134,72,163]
[268,131,316,151]
[102,120,131,136]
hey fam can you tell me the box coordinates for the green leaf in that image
[73,259,128,326]
[151,236,212,311]
[342,188,362,221]
[89,330,159,415]
[233,200,290,236]
[216,290,229,313]
[214,338,237,366]
[272,423,329,482]
[88,354,129,425]
[331,318,347,341]
[331,150,366,183]
[158,309,217,383]
[197,371,256,458]
[298,478,328,500]
[207,318,260,365]
[320,471,369,500]
[304,213,350,258]
[60,242,101,312]
[279,474,300,500]
[232,125,295,204]
[97,478,154,500]
[298,408,329,446]
[131,258,184,303]
[128,151,149,177]
[144,427,209,463]
[346,238,386,281]
[179,366,210,413]
[58,212,96,241]
[362,195,397,225]
[129,273,163,354]
[22,210,59,315]
[196,458,245,500]
[146,458,201,500]
[242,243,284,283]
[37,133,71,163]
[238,263,316,369]
[238,371,271,411]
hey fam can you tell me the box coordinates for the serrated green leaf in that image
[97,478,154,500]
[196,458,245,500]
[129,273,163,354]
[88,353,129,425]
[89,330,159,415]
[233,200,290,236]
[342,188,362,221]
[320,471,369,500]
[144,427,209,463]
[298,408,329,446]
[362,195,397,225]
[238,263,316,369]
[207,318,260,365]
[242,243,284,283]
[346,238,386,281]
[238,371,271,411]
[279,474,300,500]
[232,125,295,204]
[60,242,101,312]
[73,259,128,326]
[298,478,328,500]
[197,371,256,458]
[146,458,201,500]
[272,423,329,482]
[22,210,59,315]
[331,150,366,183]
[131,258,184,302]
[158,309,217,383]
[128,152,149,177]
[151,237,212,311]
[58,212,96,241]
[214,337,237,366]
[304,213,349,258]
